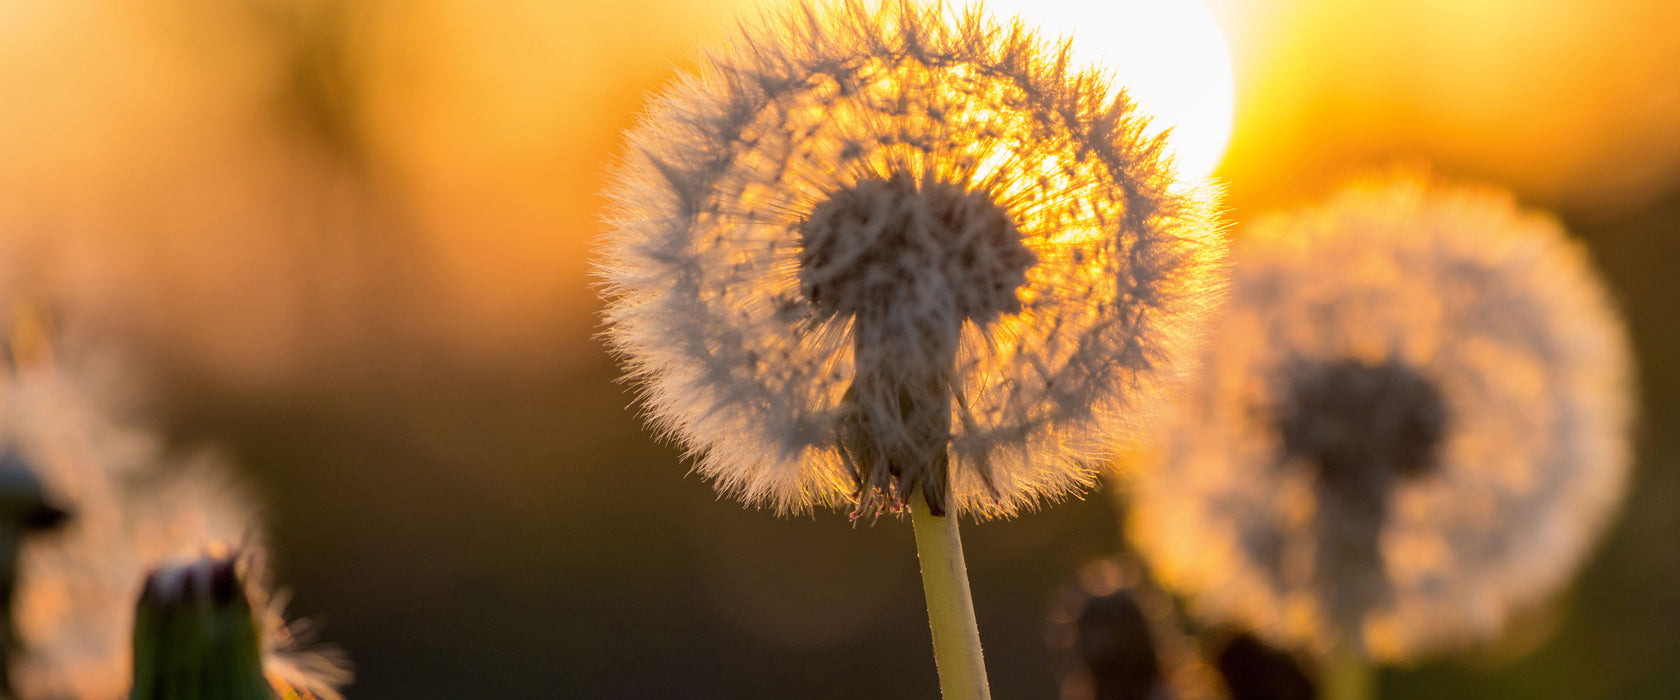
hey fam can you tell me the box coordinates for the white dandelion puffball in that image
[1125,174,1635,661]
[599,0,1226,518]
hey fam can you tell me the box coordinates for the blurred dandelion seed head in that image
[1126,173,1635,662]
[598,0,1226,518]
[0,316,343,700]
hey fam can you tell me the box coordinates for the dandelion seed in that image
[1124,173,1635,663]
[598,0,1224,519]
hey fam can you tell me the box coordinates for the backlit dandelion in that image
[598,0,1223,519]
[598,1,1224,695]
[1124,174,1635,671]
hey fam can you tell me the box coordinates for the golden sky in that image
[0,0,1675,388]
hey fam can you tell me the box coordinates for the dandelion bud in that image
[130,550,347,700]
[129,554,274,700]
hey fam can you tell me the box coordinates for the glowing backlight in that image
[982,0,1236,181]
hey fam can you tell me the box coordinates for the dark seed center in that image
[1276,357,1448,494]
[797,173,1034,517]
[796,173,1035,325]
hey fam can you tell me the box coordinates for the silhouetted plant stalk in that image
[1322,646,1372,700]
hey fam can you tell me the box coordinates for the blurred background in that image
[0,0,1676,697]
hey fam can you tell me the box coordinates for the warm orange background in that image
[0,1,1676,697]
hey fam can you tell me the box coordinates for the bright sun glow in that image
[982,0,1236,181]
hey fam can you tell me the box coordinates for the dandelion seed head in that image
[1126,173,1635,661]
[599,0,1225,518]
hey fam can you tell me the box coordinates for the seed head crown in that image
[799,173,1035,327]
[599,0,1226,518]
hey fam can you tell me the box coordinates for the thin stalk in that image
[910,482,991,700]
[1322,645,1373,700]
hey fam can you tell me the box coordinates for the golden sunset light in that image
[985,0,1237,180]
[0,1,1674,698]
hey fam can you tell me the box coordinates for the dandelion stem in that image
[1323,646,1373,700]
[910,482,991,700]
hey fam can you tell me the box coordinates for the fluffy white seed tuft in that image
[598,0,1226,518]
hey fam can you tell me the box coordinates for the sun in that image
[982,0,1236,181]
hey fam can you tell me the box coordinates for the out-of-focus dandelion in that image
[0,455,68,698]
[598,0,1224,694]
[1060,588,1165,700]
[129,550,347,700]
[0,309,344,700]
[1045,560,1170,700]
[1045,557,1228,700]
[1124,174,1634,696]
[3,312,256,700]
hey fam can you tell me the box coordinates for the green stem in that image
[1323,645,1374,700]
[910,486,991,700]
